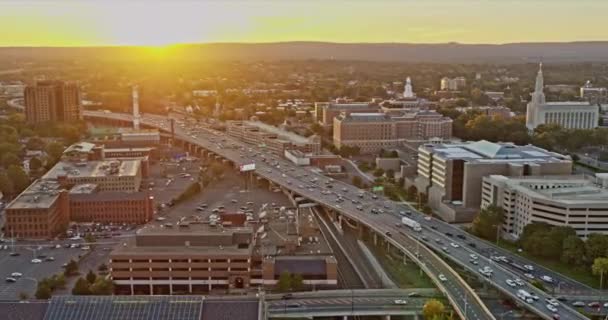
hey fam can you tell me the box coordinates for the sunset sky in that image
[1,0,607,47]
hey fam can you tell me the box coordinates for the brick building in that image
[24,80,81,123]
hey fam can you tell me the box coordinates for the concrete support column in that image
[414,314,420,320]
[343,316,348,320]
[403,252,408,265]
[383,315,391,320]
[373,232,378,246]
[130,284,134,295]
[150,283,153,296]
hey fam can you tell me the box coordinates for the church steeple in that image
[532,62,545,105]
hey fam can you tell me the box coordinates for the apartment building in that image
[408,140,572,222]
[333,110,452,154]
[482,174,608,239]
[24,80,81,123]
[110,224,337,295]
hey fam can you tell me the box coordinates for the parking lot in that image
[0,241,89,299]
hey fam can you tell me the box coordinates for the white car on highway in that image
[31,259,42,264]
[449,242,460,248]
[10,272,22,278]
[438,274,447,282]
[506,279,516,287]
[546,304,558,313]
[393,299,407,305]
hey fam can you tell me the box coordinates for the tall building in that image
[482,174,608,240]
[333,110,452,154]
[440,77,466,91]
[408,140,572,222]
[24,80,81,123]
[526,64,599,130]
[314,101,379,127]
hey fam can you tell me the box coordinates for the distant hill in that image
[2,41,608,63]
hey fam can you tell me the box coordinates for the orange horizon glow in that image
[1,0,607,47]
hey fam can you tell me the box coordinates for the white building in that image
[526,64,599,130]
[403,77,415,98]
[481,174,608,240]
[440,77,466,91]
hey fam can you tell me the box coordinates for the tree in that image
[7,165,30,193]
[53,273,66,289]
[422,299,445,320]
[90,277,114,295]
[0,172,14,197]
[352,175,363,188]
[18,292,29,301]
[29,156,43,172]
[406,185,418,201]
[291,273,304,291]
[98,263,108,272]
[561,235,586,266]
[46,142,64,164]
[1,153,21,168]
[471,205,503,241]
[373,168,384,177]
[26,137,46,150]
[592,257,608,290]
[277,271,292,292]
[386,169,395,179]
[585,234,608,263]
[84,234,96,244]
[35,283,52,300]
[64,259,79,276]
[72,277,92,295]
[86,270,97,284]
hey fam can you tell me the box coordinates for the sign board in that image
[240,163,256,172]
[372,186,384,192]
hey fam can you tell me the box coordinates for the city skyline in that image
[1,0,608,47]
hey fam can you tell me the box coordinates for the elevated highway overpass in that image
[83,110,590,320]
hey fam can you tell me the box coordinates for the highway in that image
[84,110,591,320]
[265,289,439,318]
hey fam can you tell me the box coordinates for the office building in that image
[333,110,452,154]
[5,143,151,239]
[69,184,154,224]
[314,101,379,127]
[526,64,599,130]
[580,80,608,104]
[408,140,572,222]
[440,77,466,91]
[24,80,81,123]
[4,180,70,239]
[43,159,143,192]
[482,174,608,239]
[110,224,337,295]
[226,121,321,155]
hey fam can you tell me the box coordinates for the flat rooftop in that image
[488,174,608,205]
[326,102,375,110]
[43,159,141,180]
[423,140,570,163]
[5,179,64,210]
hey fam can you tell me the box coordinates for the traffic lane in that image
[398,203,594,294]
[416,227,586,320]
[252,164,490,319]
[389,231,485,320]
[267,296,425,308]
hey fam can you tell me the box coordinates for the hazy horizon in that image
[1,0,608,47]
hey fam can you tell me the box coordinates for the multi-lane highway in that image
[265,289,439,318]
[84,110,591,320]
